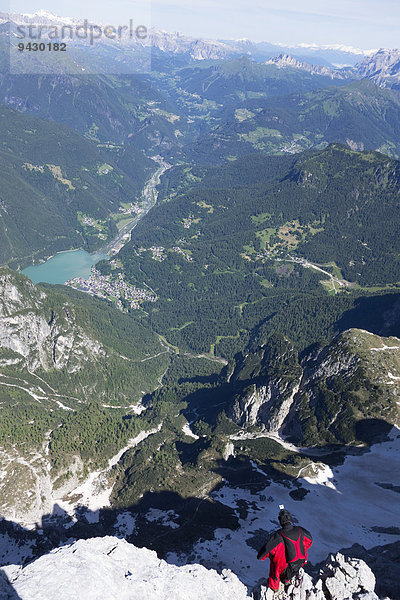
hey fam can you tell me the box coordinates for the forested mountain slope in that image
[96,145,400,357]
[186,80,400,162]
[0,104,154,266]
[0,69,186,153]
[0,267,169,521]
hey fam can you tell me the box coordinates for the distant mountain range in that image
[0,10,385,66]
[1,10,399,89]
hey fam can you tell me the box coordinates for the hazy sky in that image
[5,0,400,49]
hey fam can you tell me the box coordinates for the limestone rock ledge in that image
[0,537,250,600]
[0,538,391,600]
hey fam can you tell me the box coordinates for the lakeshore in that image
[21,157,170,288]
[21,249,108,285]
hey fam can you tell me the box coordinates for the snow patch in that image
[182,423,199,440]
[190,428,400,585]
[145,508,180,529]
[114,512,137,537]
[297,462,336,489]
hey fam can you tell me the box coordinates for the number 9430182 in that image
[17,42,67,51]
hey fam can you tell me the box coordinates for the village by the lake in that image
[66,267,157,312]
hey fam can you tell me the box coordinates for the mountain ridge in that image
[265,54,353,79]
[0,536,383,600]
[355,49,400,88]
[0,10,384,66]
[229,328,400,446]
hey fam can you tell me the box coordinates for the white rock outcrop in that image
[0,538,387,600]
[0,537,252,600]
[229,379,300,432]
[266,54,350,79]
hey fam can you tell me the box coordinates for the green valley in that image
[0,21,399,576]
[187,80,400,163]
[95,145,400,358]
[0,103,156,267]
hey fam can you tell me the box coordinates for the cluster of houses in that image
[147,245,194,262]
[171,246,193,262]
[81,215,96,227]
[118,202,144,216]
[65,267,157,312]
[150,246,166,261]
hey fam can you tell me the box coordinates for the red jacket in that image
[257,525,313,591]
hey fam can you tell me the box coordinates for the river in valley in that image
[21,157,170,286]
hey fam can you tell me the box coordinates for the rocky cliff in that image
[266,54,351,79]
[0,537,390,600]
[0,269,104,372]
[228,334,302,433]
[228,329,400,446]
[355,49,400,88]
[254,552,385,600]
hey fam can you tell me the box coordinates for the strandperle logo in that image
[15,19,148,45]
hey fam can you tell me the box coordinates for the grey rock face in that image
[0,270,104,372]
[0,537,252,600]
[266,54,352,80]
[229,379,300,432]
[325,552,377,598]
[355,50,400,88]
[228,336,302,432]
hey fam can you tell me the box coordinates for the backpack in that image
[279,528,307,582]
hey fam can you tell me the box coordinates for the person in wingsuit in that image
[257,508,313,592]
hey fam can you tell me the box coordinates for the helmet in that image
[278,509,292,526]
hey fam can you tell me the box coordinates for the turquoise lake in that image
[21,250,108,285]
